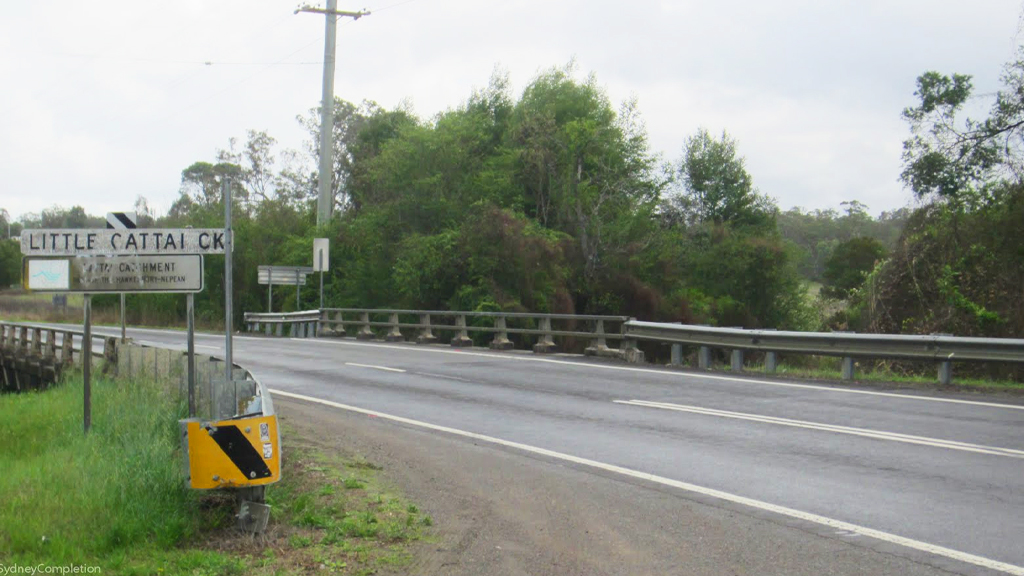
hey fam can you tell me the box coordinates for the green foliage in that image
[667,129,775,229]
[821,236,887,300]
[778,202,908,281]
[864,184,1024,339]
[0,374,197,563]
[901,57,1024,206]
[7,63,828,333]
[0,238,21,288]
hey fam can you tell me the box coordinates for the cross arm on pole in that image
[294,6,370,18]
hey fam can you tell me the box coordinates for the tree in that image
[821,236,887,299]
[900,54,1024,207]
[668,129,775,229]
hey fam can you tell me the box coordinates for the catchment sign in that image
[24,255,204,293]
[20,228,229,256]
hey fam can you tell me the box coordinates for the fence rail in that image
[623,320,1024,384]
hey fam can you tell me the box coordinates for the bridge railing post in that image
[490,316,513,350]
[31,328,42,357]
[532,317,557,353]
[584,319,610,356]
[386,313,404,342]
[417,314,437,344]
[45,330,57,359]
[620,320,645,363]
[61,331,74,368]
[357,312,374,340]
[451,315,473,347]
[766,351,778,373]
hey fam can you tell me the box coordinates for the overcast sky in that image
[1,0,1021,221]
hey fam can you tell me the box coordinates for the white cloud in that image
[1,0,1021,220]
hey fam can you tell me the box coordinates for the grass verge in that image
[0,373,430,575]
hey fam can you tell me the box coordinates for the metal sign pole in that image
[319,250,324,310]
[187,292,196,418]
[267,266,273,313]
[83,294,92,433]
[295,269,300,310]
[120,293,126,341]
[224,178,234,383]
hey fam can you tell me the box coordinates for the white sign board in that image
[21,229,229,256]
[25,255,204,293]
[27,259,70,290]
[313,238,329,272]
[258,266,312,286]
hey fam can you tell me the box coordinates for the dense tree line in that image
[5,57,1021,349]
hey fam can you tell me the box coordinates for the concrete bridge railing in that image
[243,308,644,361]
[0,322,118,391]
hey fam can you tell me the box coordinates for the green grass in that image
[0,371,432,575]
[0,372,201,564]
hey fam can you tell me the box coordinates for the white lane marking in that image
[288,337,1024,412]
[345,362,406,373]
[616,400,1024,459]
[270,388,1024,576]
[413,372,475,383]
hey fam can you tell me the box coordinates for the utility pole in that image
[296,2,370,227]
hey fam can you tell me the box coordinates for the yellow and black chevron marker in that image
[181,414,281,489]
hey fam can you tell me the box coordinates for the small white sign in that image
[27,259,70,290]
[263,442,273,459]
[313,238,329,272]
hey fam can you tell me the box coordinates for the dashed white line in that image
[616,399,1024,458]
[345,362,406,373]
[271,388,1024,576]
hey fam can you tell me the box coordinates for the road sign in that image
[258,266,312,286]
[20,228,229,256]
[106,212,137,229]
[24,255,204,293]
[313,238,329,272]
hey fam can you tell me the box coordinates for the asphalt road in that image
[68,325,1024,575]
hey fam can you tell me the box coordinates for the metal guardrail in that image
[240,308,1024,385]
[243,308,641,358]
[623,320,1024,384]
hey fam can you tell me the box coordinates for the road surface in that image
[66,325,1024,575]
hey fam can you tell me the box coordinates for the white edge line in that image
[615,400,1024,458]
[289,337,1024,412]
[345,362,406,373]
[270,388,1024,576]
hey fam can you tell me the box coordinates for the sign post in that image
[224,179,233,385]
[313,238,329,310]
[20,227,223,433]
[83,294,91,433]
